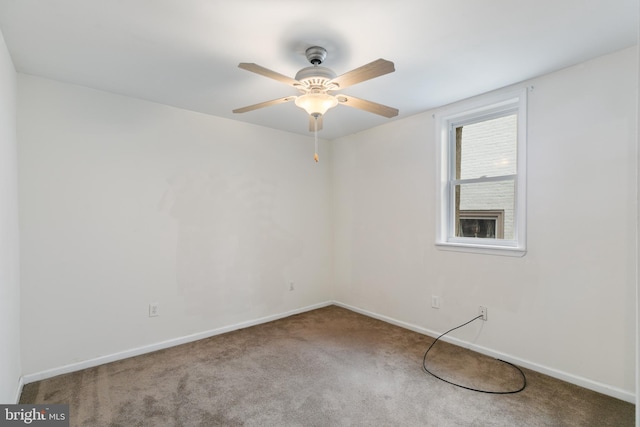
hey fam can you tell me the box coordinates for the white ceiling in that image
[0,0,637,140]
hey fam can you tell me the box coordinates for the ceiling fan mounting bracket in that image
[305,46,327,65]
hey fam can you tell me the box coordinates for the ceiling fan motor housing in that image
[295,66,337,90]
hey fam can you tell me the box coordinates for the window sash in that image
[450,174,517,186]
[447,177,517,244]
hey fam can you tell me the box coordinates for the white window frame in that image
[435,88,527,257]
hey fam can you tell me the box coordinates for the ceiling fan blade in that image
[238,63,300,87]
[329,59,395,90]
[308,115,324,132]
[233,96,296,114]
[337,95,399,118]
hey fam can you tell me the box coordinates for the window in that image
[435,89,527,256]
[458,210,504,239]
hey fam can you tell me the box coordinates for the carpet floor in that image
[20,305,634,426]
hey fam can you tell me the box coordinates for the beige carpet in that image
[20,305,634,426]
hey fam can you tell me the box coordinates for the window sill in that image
[435,242,526,257]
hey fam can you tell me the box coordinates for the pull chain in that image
[313,114,319,163]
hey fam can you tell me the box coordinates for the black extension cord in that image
[422,314,527,394]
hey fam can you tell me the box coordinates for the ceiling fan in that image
[233,46,399,160]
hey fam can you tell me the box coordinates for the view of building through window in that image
[454,114,517,240]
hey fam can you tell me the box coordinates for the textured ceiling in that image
[0,0,637,140]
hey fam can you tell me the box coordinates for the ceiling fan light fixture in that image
[294,93,338,116]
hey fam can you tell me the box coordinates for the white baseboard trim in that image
[20,300,634,404]
[333,301,635,404]
[22,301,333,385]
[14,376,24,404]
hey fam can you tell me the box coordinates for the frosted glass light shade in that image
[295,93,338,116]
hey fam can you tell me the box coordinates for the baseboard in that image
[333,301,635,404]
[14,376,24,404]
[22,301,333,385]
[21,299,635,404]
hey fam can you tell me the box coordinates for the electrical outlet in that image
[289,282,295,291]
[149,303,159,317]
[479,306,487,321]
[431,296,440,309]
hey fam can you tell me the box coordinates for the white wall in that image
[18,75,333,375]
[636,35,640,426]
[0,29,21,403]
[332,47,637,400]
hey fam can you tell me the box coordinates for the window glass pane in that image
[455,180,515,240]
[459,217,498,238]
[456,114,517,180]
